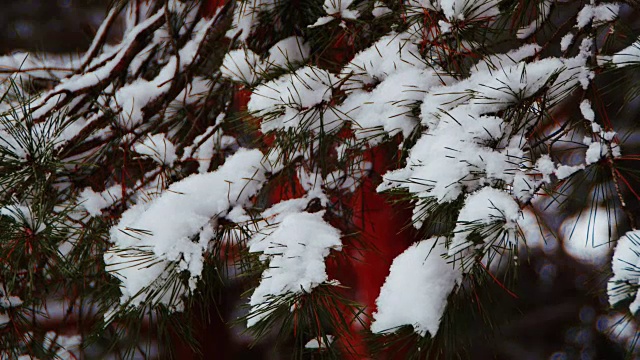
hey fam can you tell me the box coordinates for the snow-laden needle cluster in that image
[1,0,640,357]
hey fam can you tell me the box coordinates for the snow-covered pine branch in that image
[1,0,640,358]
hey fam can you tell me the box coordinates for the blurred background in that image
[0,0,122,54]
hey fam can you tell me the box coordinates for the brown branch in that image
[33,12,166,123]
[77,3,127,74]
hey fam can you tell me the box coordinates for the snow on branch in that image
[371,237,461,337]
[2,0,639,355]
[104,149,268,310]
[247,209,342,327]
[248,66,340,133]
[609,231,640,315]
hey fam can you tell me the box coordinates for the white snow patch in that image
[133,133,177,166]
[561,33,575,52]
[305,335,335,349]
[78,184,123,217]
[576,3,620,29]
[105,149,267,309]
[449,187,520,258]
[608,230,640,314]
[371,237,461,337]
[247,211,342,327]
[266,36,310,67]
[310,0,359,27]
[221,48,264,85]
[249,66,339,133]
[585,141,606,165]
[372,1,392,17]
[580,99,595,122]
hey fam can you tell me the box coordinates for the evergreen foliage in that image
[0,0,640,358]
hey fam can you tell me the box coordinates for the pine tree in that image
[1,0,640,358]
